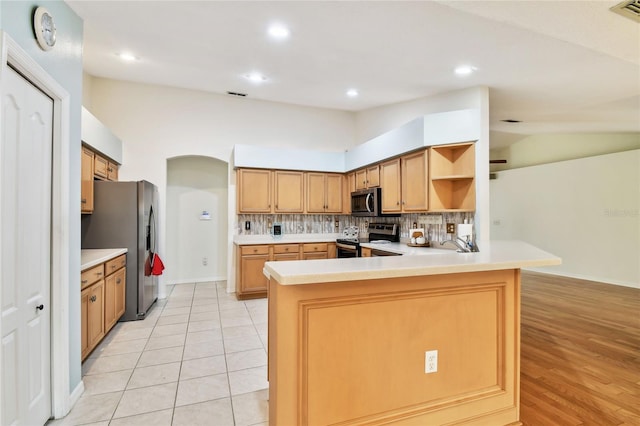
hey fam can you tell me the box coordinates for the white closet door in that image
[1,65,53,426]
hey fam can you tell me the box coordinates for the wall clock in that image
[33,6,56,51]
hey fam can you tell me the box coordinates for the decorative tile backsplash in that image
[236,212,475,243]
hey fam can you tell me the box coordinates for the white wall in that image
[86,77,355,296]
[491,150,640,288]
[166,156,228,284]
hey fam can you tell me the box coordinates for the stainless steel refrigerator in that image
[82,180,159,321]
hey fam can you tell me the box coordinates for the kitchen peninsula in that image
[264,240,560,425]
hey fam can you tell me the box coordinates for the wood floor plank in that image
[519,271,640,426]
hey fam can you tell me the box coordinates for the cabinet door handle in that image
[81,199,86,204]
[35,304,44,312]
[396,201,400,205]
[81,279,88,284]
[116,278,121,284]
[90,295,96,303]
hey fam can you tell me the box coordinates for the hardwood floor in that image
[519,271,640,425]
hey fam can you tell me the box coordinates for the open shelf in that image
[429,142,475,211]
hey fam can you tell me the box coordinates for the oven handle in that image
[336,242,357,251]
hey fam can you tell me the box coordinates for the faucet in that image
[441,237,473,253]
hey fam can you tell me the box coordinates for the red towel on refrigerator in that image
[151,253,165,276]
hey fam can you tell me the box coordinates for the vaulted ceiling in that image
[67,1,640,148]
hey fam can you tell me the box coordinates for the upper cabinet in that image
[274,171,304,213]
[81,147,94,214]
[380,158,401,212]
[379,149,429,213]
[237,169,304,214]
[401,150,429,212]
[82,145,120,214]
[355,165,380,190]
[306,172,343,213]
[237,169,272,213]
[429,142,475,211]
[235,141,476,215]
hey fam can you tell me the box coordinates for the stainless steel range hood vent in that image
[611,0,640,23]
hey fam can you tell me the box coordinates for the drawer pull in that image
[81,279,88,284]
[111,264,116,269]
[96,272,103,276]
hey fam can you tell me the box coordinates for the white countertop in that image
[264,240,561,285]
[81,248,128,270]
[234,233,342,245]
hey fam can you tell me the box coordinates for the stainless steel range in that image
[336,223,399,258]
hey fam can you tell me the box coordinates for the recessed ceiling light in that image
[454,65,477,76]
[346,89,359,98]
[268,23,290,40]
[244,72,267,84]
[117,52,139,62]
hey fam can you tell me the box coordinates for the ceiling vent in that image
[611,0,640,23]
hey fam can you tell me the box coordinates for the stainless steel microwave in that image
[351,188,398,217]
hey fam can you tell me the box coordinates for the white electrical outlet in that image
[424,215,443,225]
[425,350,438,374]
[202,257,208,266]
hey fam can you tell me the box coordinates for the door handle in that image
[35,304,44,312]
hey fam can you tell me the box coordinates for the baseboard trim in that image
[524,267,639,289]
[64,380,85,418]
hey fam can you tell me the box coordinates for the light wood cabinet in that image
[237,169,272,213]
[82,145,119,214]
[306,173,343,213]
[237,242,338,298]
[81,148,94,213]
[361,247,372,257]
[343,172,356,214]
[401,149,429,211]
[93,154,109,179]
[81,279,104,360]
[355,166,380,190]
[380,149,429,213]
[302,242,335,260]
[429,142,475,211]
[237,245,271,299]
[104,255,126,332]
[237,169,305,214]
[380,158,402,212]
[274,171,304,213]
[366,165,380,187]
[81,254,126,361]
[107,161,119,181]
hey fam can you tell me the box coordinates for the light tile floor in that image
[49,282,268,426]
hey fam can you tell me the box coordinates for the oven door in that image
[336,242,359,258]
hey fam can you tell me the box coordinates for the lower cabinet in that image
[236,242,337,299]
[237,245,271,300]
[105,267,126,331]
[81,254,127,361]
[81,280,104,360]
